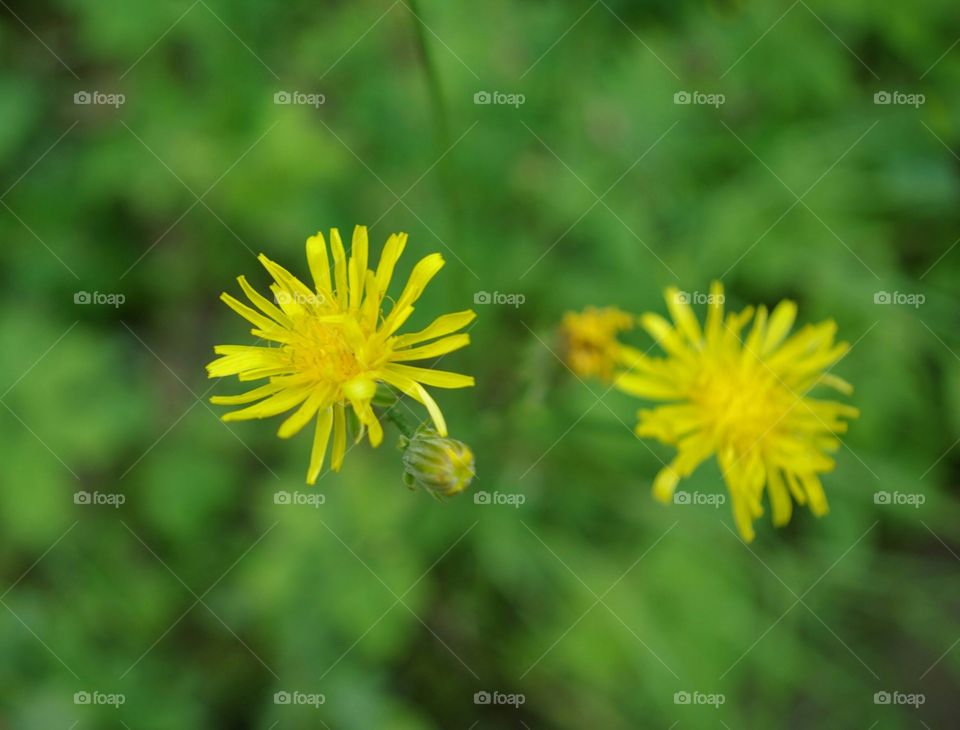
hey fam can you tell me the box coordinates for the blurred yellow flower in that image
[560,306,635,381]
[207,226,475,484]
[615,282,858,542]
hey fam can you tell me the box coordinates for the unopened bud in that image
[400,429,475,498]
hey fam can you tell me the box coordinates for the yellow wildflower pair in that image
[207,226,475,485]
[563,282,859,542]
[208,226,858,541]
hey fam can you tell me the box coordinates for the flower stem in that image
[408,0,453,158]
[383,405,419,439]
[407,0,465,257]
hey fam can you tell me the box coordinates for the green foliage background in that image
[1,0,959,727]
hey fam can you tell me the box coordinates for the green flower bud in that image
[400,429,475,498]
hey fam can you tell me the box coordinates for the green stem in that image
[408,0,453,158]
[383,406,419,439]
[407,0,467,286]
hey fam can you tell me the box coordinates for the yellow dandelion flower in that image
[615,282,859,542]
[207,226,475,485]
[560,306,635,381]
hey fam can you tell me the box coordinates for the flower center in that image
[692,363,795,453]
[288,318,363,385]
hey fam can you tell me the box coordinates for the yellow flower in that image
[207,226,475,484]
[560,306,634,381]
[615,282,858,542]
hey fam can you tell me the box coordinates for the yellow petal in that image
[306,408,334,485]
[278,388,329,439]
[237,275,291,328]
[220,292,277,332]
[674,432,713,475]
[347,396,382,448]
[376,368,448,435]
[393,310,476,348]
[374,232,407,303]
[704,280,725,345]
[348,225,369,310]
[270,283,306,317]
[383,253,445,334]
[801,473,829,516]
[744,305,768,355]
[732,496,756,542]
[766,463,792,526]
[652,466,680,503]
[664,287,702,345]
[766,321,836,368]
[359,270,379,330]
[306,231,333,296]
[722,307,754,350]
[258,254,314,301]
[367,413,383,446]
[785,470,807,505]
[761,300,796,355]
[615,373,680,400]
[221,386,312,422]
[640,313,693,360]
[210,381,286,405]
[331,404,347,471]
[638,407,706,444]
[785,342,849,379]
[385,363,474,389]
[383,305,415,337]
[330,228,348,308]
[391,334,470,362]
[207,345,287,378]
